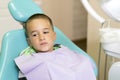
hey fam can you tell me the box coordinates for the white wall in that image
[0,0,22,48]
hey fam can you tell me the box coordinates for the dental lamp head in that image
[81,0,120,24]
[101,0,120,22]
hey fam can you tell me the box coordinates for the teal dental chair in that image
[0,0,97,80]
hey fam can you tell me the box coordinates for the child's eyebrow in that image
[43,28,50,30]
[30,28,50,33]
[31,30,38,34]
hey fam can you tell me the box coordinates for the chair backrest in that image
[8,0,44,22]
[0,0,97,80]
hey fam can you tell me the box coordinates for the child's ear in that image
[27,38,32,46]
[54,32,56,41]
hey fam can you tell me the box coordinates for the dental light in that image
[81,0,120,23]
[81,0,120,80]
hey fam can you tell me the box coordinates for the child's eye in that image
[43,31,49,34]
[31,33,38,37]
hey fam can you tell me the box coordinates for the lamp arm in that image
[81,0,105,24]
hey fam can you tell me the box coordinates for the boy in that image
[15,14,96,80]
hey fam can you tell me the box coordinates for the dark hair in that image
[24,14,54,38]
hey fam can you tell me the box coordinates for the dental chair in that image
[0,0,97,80]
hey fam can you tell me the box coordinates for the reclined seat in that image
[0,0,97,80]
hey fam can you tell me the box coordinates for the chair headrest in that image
[8,0,44,22]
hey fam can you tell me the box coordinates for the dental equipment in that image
[81,0,120,80]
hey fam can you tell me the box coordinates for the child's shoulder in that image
[20,46,35,55]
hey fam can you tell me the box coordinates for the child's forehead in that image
[26,18,53,31]
[28,19,50,26]
[27,22,52,32]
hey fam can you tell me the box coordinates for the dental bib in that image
[15,46,96,80]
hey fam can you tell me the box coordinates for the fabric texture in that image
[15,45,96,80]
[100,27,120,58]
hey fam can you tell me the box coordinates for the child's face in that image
[26,18,56,53]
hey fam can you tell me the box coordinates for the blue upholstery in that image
[0,0,97,80]
[8,0,44,22]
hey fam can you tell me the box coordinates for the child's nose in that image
[39,34,45,40]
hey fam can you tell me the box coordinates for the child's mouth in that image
[40,42,48,46]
